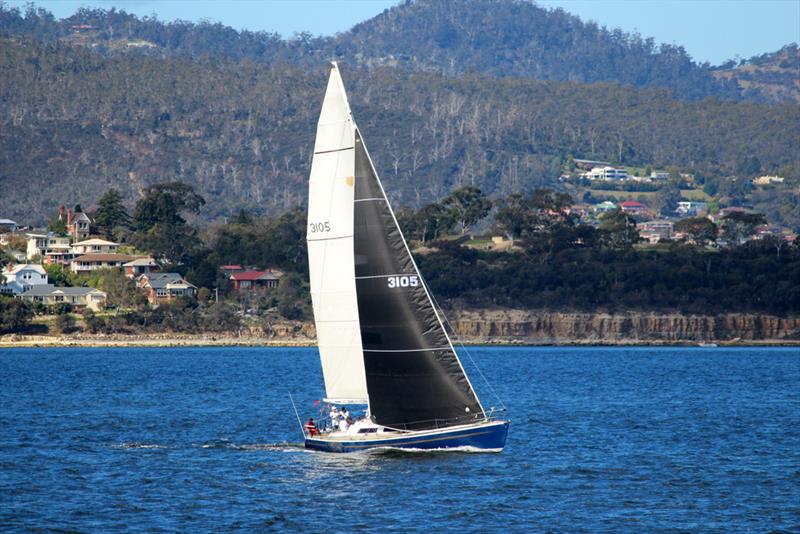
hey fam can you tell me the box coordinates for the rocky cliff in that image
[448,309,800,344]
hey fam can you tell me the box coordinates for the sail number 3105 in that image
[387,275,419,288]
[309,221,331,233]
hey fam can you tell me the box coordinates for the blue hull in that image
[305,420,509,453]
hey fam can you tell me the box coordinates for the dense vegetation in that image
[2,1,796,103]
[1,35,798,225]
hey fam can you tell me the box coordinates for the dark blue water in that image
[1,346,798,531]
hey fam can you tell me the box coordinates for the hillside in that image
[712,44,800,103]
[1,36,799,225]
[0,1,797,103]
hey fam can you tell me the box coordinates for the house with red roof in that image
[620,200,647,216]
[230,269,282,291]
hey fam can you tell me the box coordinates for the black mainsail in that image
[308,64,485,431]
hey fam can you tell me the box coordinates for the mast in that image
[306,63,368,405]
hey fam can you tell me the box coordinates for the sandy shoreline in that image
[1,334,798,348]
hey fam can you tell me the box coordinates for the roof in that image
[2,263,47,276]
[20,284,106,297]
[596,201,617,208]
[72,212,91,222]
[621,201,646,208]
[220,264,243,270]
[231,270,280,281]
[0,218,17,225]
[72,238,119,247]
[123,257,158,267]
[72,253,135,263]
[142,272,185,289]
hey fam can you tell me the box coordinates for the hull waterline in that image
[305,420,509,453]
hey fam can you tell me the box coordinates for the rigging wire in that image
[421,276,508,412]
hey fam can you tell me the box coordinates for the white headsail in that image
[306,63,368,404]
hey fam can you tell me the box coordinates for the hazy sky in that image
[7,0,800,65]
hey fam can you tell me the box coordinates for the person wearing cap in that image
[329,405,340,431]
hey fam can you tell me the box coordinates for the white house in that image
[585,166,629,181]
[676,201,708,216]
[26,233,71,260]
[1,263,49,295]
[0,218,17,232]
[71,238,119,255]
[70,253,135,275]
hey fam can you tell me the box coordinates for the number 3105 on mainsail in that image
[301,63,509,453]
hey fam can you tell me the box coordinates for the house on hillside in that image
[17,285,106,311]
[0,219,17,232]
[620,200,648,216]
[230,269,282,291]
[70,253,136,275]
[676,201,708,217]
[123,258,158,279]
[637,220,674,243]
[138,272,197,304]
[71,238,119,255]
[593,201,617,214]
[585,166,629,181]
[1,263,48,295]
[26,233,71,261]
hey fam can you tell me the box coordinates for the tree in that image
[674,217,717,246]
[0,298,32,333]
[54,313,75,334]
[653,182,681,216]
[720,211,766,245]
[494,189,573,240]
[598,209,640,249]
[85,268,145,309]
[132,182,205,232]
[47,215,67,236]
[92,189,130,239]
[441,187,492,234]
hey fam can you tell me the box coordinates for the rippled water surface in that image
[1,346,798,531]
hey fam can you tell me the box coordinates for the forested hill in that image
[1,36,799,225]
[0,1,797,103]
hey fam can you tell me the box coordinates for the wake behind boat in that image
[302,63,509,453]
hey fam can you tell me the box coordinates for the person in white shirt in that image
[329,406,340,431]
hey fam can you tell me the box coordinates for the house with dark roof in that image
[123,257,158,279]
[138,272,197,304]
[17,284,107,311]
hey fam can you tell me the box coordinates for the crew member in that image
[305,418,319,436]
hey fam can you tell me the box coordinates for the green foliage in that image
[202,302,241,332]
[84,268,145,309]
[720,211,767,244]
[494,189,574,240]
[47,215,67,236]
[440,186,492,234]
[0,298,33,333]
[674,217,718,246]
[91,188,130,239]
[82,309,106,333]
[598,209,641,249]
[132,182,205,232]
[43,263,77,287]
[54,313,75,334]
[652,182,682,216]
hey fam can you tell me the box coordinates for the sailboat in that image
[303,63,509,453]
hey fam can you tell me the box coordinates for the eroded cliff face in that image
[448,309,800,343]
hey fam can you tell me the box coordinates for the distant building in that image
[620,200,647,215]
[123,258,158,279]
[220,265,244,278]
[0,219,17,232]
[138,272,197,304]
[26,233,71,261]
[676,201,708,216]
[230,269,282,291]
[57,206,91,240]
[70,253,136,275]
[585,166,629,181]
[752,175,785,186]
[594,201,617,213]
[1,263,49,295]
[651,171,670,181]
[17,285,106,311]
[71,238,119,255]
[637,220,674,243]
